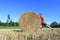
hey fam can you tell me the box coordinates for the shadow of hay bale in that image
[13,29,23,32]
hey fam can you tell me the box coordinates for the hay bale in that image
[19,12,41,32]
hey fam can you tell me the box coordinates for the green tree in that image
[0,20,1,26]
[59,23,60,26]
[9,20,15,26]
[6,14,11,26]
[57,23,60,27]
[9,20,12,26]
[14,22,19,26]
[50,21,58,28]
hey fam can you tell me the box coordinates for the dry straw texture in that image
[0,29,60,40]
[19,12,41,32]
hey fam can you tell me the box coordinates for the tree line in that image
[0,14,60,28]
[0,14,19,26]
[50,21,60,28]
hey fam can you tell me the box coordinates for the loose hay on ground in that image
[0,29,59,40]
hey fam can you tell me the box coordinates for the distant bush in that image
[50,21,60,28]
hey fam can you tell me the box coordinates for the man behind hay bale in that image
[19,12,53,33]
[39,13,52,30]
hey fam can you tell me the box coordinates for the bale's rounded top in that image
[19,12,41,32]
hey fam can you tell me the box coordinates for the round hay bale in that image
[19,12,41,32]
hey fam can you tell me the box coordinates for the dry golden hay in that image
[19,12,41,32]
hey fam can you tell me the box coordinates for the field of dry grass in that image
[0,28,60,40]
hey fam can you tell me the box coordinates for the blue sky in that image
[0,0,60,24]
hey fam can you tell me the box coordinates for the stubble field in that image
[0,28,60,40]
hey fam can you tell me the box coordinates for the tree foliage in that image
[50,21,60,28]
[0,14,60,28]
[0,14,19,26]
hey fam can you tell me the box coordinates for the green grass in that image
[0,26,60,33]
[0,26,20,29]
